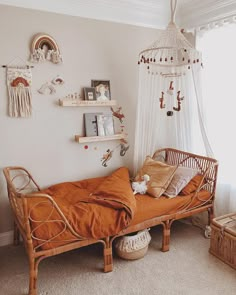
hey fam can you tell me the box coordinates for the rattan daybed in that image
[3,148,218,295]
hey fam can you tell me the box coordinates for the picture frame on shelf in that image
[84,87,96,101]
[91,80,111,101]
[97,114,115,136]
[84,112,102,137]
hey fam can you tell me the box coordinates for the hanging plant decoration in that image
[30,33,63,64]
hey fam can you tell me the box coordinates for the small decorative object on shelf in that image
[84,112,103,137]
[97,114,115,136]
[91,80,111,101]
[84,87,96,101]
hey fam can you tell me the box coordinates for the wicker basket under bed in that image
[114,229,151,260]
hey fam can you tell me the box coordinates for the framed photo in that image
[91,80,111,101]
[97,114,114,136]
[84,112,102,136]
[84,87,96,101]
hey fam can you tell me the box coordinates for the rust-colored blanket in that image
[27,167,136,250]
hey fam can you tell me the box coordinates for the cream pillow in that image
[164,166,198,198]
[135,156,177,198]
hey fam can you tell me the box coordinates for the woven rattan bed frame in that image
[3,148,218,295]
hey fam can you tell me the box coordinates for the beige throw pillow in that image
[135,156,177,198]
[164,166,198,198]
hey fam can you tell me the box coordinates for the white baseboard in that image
[0,230,14,247]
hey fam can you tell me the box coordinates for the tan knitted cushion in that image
[135,156,177,198]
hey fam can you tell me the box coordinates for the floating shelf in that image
[75,133,127,143]
[59,99,117,107]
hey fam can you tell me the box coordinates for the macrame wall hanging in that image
[30,33,63,64]
[6,66,33,118]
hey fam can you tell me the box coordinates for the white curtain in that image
[133,63,213,175]
[198,23,236,215]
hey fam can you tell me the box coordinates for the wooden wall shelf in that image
[59,99,117,107]
[75,133,127,143]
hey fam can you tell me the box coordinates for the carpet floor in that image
[0,222,235,295]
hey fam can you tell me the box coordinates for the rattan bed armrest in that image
[22,192,86,244]
[183,161,218,211]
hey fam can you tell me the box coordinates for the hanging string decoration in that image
[7,67,32,117]
[101,139,130,168]
[101,149,113,167]
[30,33,62,64]
[159,80,185,116]
[100,106,129,167]
[110,106,125,123]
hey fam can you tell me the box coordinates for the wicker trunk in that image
[209,213,236,270]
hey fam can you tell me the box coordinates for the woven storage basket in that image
[209,213,236,270]
[114,229,151,260]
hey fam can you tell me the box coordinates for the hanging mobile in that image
[159,92,166,109]
[173,90,184,112]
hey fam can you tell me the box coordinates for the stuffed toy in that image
[132,174,150,195]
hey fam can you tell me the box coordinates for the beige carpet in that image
[0,222,235,295]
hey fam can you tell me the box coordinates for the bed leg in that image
[28,256,42,295]
[13,221,20,246]
[103,238,113,273]
[161,220,172,252]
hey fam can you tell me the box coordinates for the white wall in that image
[0,5,161,234]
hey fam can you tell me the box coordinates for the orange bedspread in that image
[27,167,136,249]
[131,190,211,226]
[27,167,212,251]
